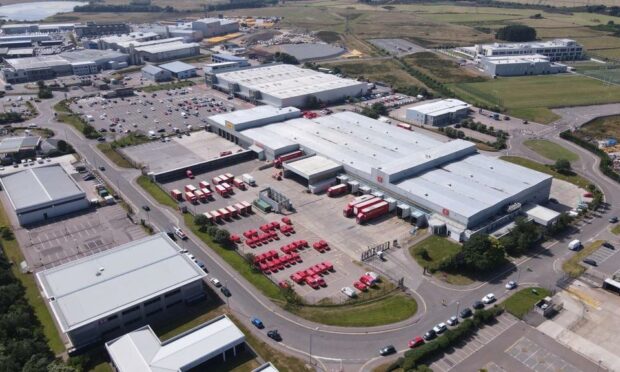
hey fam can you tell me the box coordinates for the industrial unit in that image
[479,54,568,76]
[474,38,584,62]
[93,36,200,64]
[106,315,245,372]
[1,22,76,34]
[211,53,250,66]
[141,64,172,82]
[0,136,41,161]
[0,164,89,225]
[1,49,129,83]
[167,18,239,41]
[36,233,206,350]
[209,64,369,108]
[406,99,470,126]
[74,22,131,38]
[208,107,551,239]
[158,61,197,79]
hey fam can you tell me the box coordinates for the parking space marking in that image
[506,337,581,372]
[587,245,617,265]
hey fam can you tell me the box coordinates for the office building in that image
[474,39,584,61]
[479,54,568,76]
[406,99,470,126]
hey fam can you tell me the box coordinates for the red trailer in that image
[184,184,197,193]
[397,122,412,131]
[199,181,210,190]
[234,203,246,215]
[212,175,223,185]
[200,188,213,199]
[224,173,234,181]
[184,192,197,204]
[327,184,348,197]
[352,197,382,216]
[233,177,246,190]
[170,189,182,201]
[215,184,227,197]
[194,189,206,202]
[356,201,389,224]
[274,150,303,168]
[241,201,252,213]
[218,208,231,220]
[226,205,238,217]
[343,195,375,217]
[210,210,221,222]
[221,182,233,194]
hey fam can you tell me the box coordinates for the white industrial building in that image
[406,99,470,126]
[106,315,245,372]
[211,53,250,66]
[210,64,369,108]
[0,164,89,225]
[1,23,76,34]
[479,54,568,76]
[474,38,583,62]
[36,233,206,350]
[142,64,172,82]
[208,107,552,239]
[93,36,200,64]
[167,18,239,41]
[158,61,197,79]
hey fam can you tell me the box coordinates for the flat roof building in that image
[142,64,172,82]
[479,54,567,77]
[210,64,369,108]
[0,164,89,225]
[475,38,584,62]
[36,233,206,350]
[134,40,200,64]
[406,99,470,126]
[208,108,552,238]
[159,61,197,79]
[106,315,245,372]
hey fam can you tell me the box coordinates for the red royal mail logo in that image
[442,208,450,216]
[377,176,383,183]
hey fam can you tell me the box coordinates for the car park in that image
[251,317,264,329]
[423,330,437,341]
[267,330,282,341]
[472,301,484,310]
[408,336,424,348]
[447,316,458,326]
[220,286,231,297]
[433,323,447,334]
[505,280,517,290]
[482,293,496,304]
[379,345,396,356]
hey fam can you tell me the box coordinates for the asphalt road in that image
[26,93,620,371]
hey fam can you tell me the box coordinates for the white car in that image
[186,253,196,262]
[446,316,458,326]
[433,323,447,334]
[505,281,517,290]
[482,293,496,304]
[341,287,357,298]
[210,278,222,287]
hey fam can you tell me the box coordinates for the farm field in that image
[403,52,487,83]
[323,58,429,91]
[450,74,620,123]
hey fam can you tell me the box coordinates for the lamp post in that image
[455,301,460,318]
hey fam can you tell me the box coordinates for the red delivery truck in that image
[201,188,213,199]
[397,122,412,130]
[199,181,210,190]
[274,150,303,168]
[241,201,252,213]
[184,184,197,193]
[234,203,246,215]
[184,192,197,204]
[221,181,232,190]
[218,208,231,220]
[327,184,348,197]
[170,189,182,201]
[186,169,194,179]
[233,177,246,190]
[224,173,234,181]
[203,212,213,224]
[356,201,389,224]
[215,184,227,197]
[194,189,206,202]
[212,175,223,185]
[210,210,221,223]
[342,195,375,217]
[353,197,382,216]
[226,205,238,217]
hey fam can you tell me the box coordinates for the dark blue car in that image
[251,317,264,329]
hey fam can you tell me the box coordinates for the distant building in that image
[36,233,207,350]
[479,54,567,76]
[159,61,197,79]
[1,23,75,34]
[106,315,245,372]
[0,136,41,161]
[74,22,131,38]
[406,99,470,126]
[474,39,583,62]
[141,64,172,82]
[211,53,249,66]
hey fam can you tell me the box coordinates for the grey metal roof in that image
[284,155,342,180]
[407,99,470,117]
[209,105,301,130]
[36,233,206,332]
[279,43,345,61]
[0,136,40,153]
[142,64,164,75]
[158,61,196,74]
[135,41,199,54]
[212,53,247,62]
[0,164,85,213]
[105,315,245,372]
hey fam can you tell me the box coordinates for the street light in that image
[455,301,460,318]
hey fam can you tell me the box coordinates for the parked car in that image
[603,242,615,249]
[582,258,597,266]
[142,205,150,211]
[609,216,618,223]
[505,281,517,290]
[472,301,484,310]
[220,286,231,297]
[408,336,424,348]
[174,227,187,240]
[460,307,473,318]
[195,260,207,272]
[210,277,222,287]
[423,330,437,341]
[447,316,458,326]
[186,253,196,262]
[267,330,282,341]
[482,293,496,304]
[251,317,264,329]
[379,345,396,356]
[433,323,447,334]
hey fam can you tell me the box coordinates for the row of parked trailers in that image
[202,201,252,224]
[170,177,248,204]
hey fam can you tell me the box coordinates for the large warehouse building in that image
[209,64,369,108]
[406,99,470,126]
[479,54,568,77]
[208,107,552,239]
[36,233,206,350]
[106,315,245,372]
[0,164,89,225]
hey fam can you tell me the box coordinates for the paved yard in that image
[506,337,581,372]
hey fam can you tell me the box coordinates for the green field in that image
[450,75,620,123]
[403,52,487,84]
[502,287,551,319]
[323,58,428,91]
[409,235,474,285]
[524,139,579,162]
[500,156,592,189]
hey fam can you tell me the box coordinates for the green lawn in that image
[523,140,579,162]
[450,75,620,124]
[562,240,604,278]
[502,287,551,319]
[136,176,178,209]
[409,235,474,286]
[141,80,194,92]
[0,201,65,354]
[97,143,133,168]
[612,225,620,235]
[403,51,487,84]
[500,156,592,189]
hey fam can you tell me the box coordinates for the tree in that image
[500,217,540,256]
[193,214,209,227]
[461,234,505,272]
[274,52,299,65]
[554,158,571,174]
[214,229,230,245]
[496,24,537,42]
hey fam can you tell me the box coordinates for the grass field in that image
[136,175,178,209]
[562,240,604,277]
[500,156,591,189]
[409,235,474,286]
[576,114,620,141]
[502,287,551,319]
[323,58,428,91]
[450,75,620,123]
[523,139,579,162]
[141,80,194,93]
[403,52,487,84]
[612,225,620,235]
[580,68,620,85]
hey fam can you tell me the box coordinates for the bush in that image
[214,229,230,245]
[496,24,537,42]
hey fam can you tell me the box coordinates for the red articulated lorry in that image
[274,150,303,168]
[342,195,376,217]
[356,201,389,224]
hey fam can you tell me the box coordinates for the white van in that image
[341,287,357,298]
[27,123,38,128]
[242,173,256,186]
[568,239,582,251]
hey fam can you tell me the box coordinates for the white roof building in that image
[106,315,245,372]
